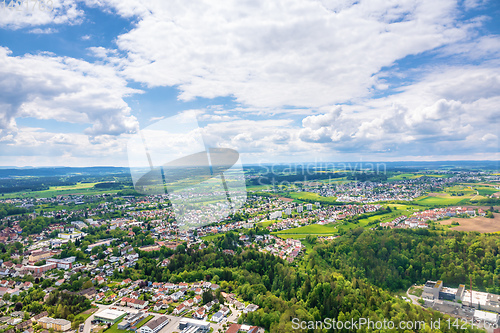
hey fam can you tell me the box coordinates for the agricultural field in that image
[272,223,338,238]
[1,182,121,199]
[257,220,276,228]
[334,204,421,232]
[413,185,482,205]
[387,173,449,181]
[246,184,274,191]
[285,192,338,204]
[439,213,500,233]
[201,234,224,242]
[414,195,471,206]
[473,186,500,196]
[387,173,423,181]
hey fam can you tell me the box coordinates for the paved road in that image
[156,315,181,333]
[406,286,423,307]
[83,303,110,333]
[84,302,242,333]
[226,305,240,324]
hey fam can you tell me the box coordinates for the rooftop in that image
[95,309,127,321]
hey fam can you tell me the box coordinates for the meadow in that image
[414,195,471,206]
[1,182,121,199]
[285,191,338,204]
[272,223,338,239]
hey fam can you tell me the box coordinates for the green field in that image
[335,205,421,232]
[388,173,423,181]
[388,173,449,181]
[257,220,276,228]
[201,234,224,242]
[273,223,338,238]
[414,195,470,206]
[285,192,338,204]
[474,187,499,196]
[246,184,274,191]
[104,319,132,333]
[273,204,421,237]
[1,182,122,199]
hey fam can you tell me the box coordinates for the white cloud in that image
[149,116,165,122]
[84,0,477,109]
[439,35,500,60]
[295,64,500,157]
[0,127,132,166]
[0,0,84,29]
[0,47,141,139]
[1,0,499,165]
[28,27,58,34]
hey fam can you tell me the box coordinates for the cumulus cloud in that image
[295,64,500,158]
[0,127,132,166]
[0,0,84,29]
[82,0,477,109]
[1,0,499,165]
[0,47,141,140]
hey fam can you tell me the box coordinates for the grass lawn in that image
[135,315,154,329]
[408,286,423,297]
[201,234,224,242]
[257,220,276,228]
[104,319,133,333]
[78,307,98,321]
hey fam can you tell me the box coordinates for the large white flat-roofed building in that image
[178,318,210,332]
[462,290,500,313]
[473,310,499,325]
[94,309,127,324]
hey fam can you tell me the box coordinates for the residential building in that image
[37,318,71,332]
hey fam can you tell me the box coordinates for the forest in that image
[44,290,92,319]
[110,231,484,332]
[316,228,500,293]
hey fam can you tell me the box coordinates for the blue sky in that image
[0,0,499,167]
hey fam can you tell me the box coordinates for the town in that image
[0,167,498,333]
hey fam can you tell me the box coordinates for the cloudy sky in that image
[0,0,499,167]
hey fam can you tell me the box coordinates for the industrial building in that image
[94,309,127,324]
[423,280,500,326]
[423,280,500,314]
[474,310,499,325]
[117,311,145,330]
[139,316,169,333]
[178,318,210,332]
[47,257,76,270]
